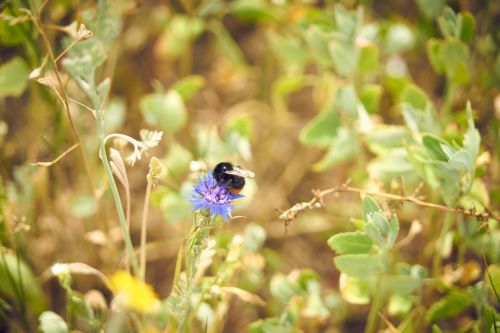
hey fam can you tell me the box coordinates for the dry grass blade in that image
[32,143,79,167]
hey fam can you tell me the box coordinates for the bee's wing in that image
[224,166,255,178]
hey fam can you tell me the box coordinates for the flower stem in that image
[96,111,140,277]
[140,180,152,281]
[364,277,383,333]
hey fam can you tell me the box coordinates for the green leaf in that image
[383,275,421,296]
[385,23,415,54]
[427,39,444,73]
[437,7,457,39]
[172,75,205,100]
[388,294,413,317]
[299,111,340,147]
[365,126,411,153]
[359,84,382,114]
[365,212,390,246]
[329,40,359,78]
[104,97,126,133]
[155,15,205,59]
[335,85,359,117]
[244,223,267,252]
[269,33,308,70]
[39,311,68,333]
[459,12,475,43]
[416,0,445,19]
[0,57,29,98]
[387,215,400,246]
[334,254,384,278]
[358,45,379,72]
[270,274,302,304]
[327,232,373,254]
[463,103,480,162]
[448,150,472,172]
[362,196,382,217]
[400,84,429,111]
[312,127,358,171]
[441,40,469,84]
[402,103,440,134]
[339,273,371,304]
[426,291,472,322]
[0,8,33,46]
[210,21,247,67]
[162,142,193,179]
[224,114,254,139]
[0,251,46,315]
[230,0,280,23]
[432,324,444,333]
[70,195,97,218]
[422,134,450,161]
[305,27,333,68]
[156,189,192,224]
[368,149,418,183]
[140,90,187,134]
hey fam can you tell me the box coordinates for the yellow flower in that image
[109,270,159,313]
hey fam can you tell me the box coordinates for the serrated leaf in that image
[334,254,384,278]
[299,111,340,147]
[426,291,472,322]
[327,232,373,254]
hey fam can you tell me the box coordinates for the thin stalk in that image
[140,180,152,281]
[96,113,140,277]
[28,1,98,205]
[364,277,383,333]
[432,213,454,276]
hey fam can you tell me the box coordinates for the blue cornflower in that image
[189,170,243,222]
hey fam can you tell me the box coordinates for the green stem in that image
[96,112,140,277]
[365,278,383,333]
[140,180,152,281]
[432,213,453,276]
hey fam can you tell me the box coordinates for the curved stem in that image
[97,113,140,277]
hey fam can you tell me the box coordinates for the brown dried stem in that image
[278,183,499,231]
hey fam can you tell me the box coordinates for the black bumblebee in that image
[213,162,255,194]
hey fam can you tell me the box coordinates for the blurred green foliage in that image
[0,0,499,332]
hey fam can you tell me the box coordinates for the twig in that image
[32,143,79,167]
[278,183,499,230]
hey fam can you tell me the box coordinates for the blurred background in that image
[0,0,499,332]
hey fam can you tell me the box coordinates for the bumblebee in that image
[213,162,255,194]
